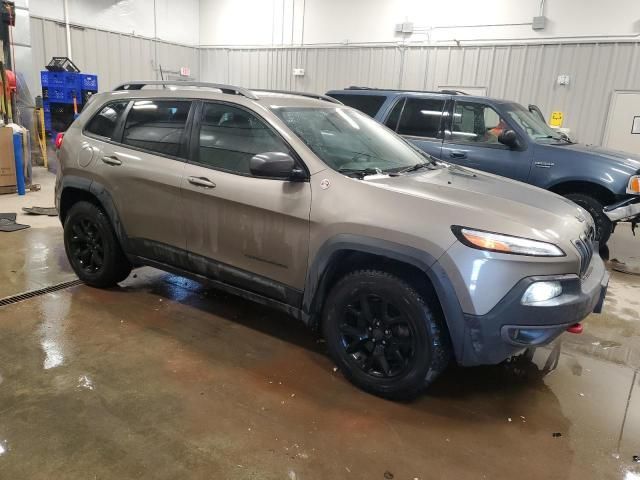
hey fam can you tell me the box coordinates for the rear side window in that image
[197,103,289,175]
[396,97,445,138]
[122,100,192,157]
[326,94,386,117]
[85,101,128,139]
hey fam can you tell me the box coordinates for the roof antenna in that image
[159,64,165,88]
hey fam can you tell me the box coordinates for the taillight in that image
[55,132,64,149]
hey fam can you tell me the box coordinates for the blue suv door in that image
[382,95,445,158]
[440,98,532,182]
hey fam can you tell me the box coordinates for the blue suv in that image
[326,87,640,244]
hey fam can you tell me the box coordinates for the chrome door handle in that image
[449,151,467,159]
[101,155,122,166]
[188,176,216,188]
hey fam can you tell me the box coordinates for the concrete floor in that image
[1,170,640,479]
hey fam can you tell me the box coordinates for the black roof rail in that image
[113,81,259,100]
[440,89,469,95]
[343,86,468,95]
[254,89,343,104]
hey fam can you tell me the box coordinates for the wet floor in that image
[0,226,639,479]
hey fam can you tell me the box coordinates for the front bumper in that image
[458,252,609,366]
[604,196,640,222]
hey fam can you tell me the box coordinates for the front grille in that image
[574,227,595,277]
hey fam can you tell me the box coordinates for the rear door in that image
[441,99,532,181]
[383,95,446,158]
[181,101,311,302]
[92,98,192,258]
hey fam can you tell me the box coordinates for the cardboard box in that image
[0,126,16,188]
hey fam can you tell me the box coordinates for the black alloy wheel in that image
[339,292,416,378]
[69,217,105,274]
[63,201,132,288]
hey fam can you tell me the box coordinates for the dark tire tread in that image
[63,201,131,288]
[564,193,612,245]
[322,269,450,400]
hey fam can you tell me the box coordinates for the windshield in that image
[271,106,431,173]
[503,103,568,144]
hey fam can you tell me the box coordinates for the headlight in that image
[521,281,563,305]
[627,175,640,194]
[452,226,565,257]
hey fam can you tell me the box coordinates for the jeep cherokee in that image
[55,81,609,399]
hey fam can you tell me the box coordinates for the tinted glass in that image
[85,101,128,139]
[451,101,507,144]
[384,98,405,130]
[198,103,289,175]
[396,97,445,138]
[122,100,191,157]
[326,94,387,117]
[272,106,431,173]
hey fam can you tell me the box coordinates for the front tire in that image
[63,201,132,288]
[322,270,450,400]
[564,193,612,245]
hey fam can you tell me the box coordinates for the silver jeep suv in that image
[55,81,609,399]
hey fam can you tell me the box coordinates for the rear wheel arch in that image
[59,179,129,252]
[60,187,101,223]
[304,236,466,360]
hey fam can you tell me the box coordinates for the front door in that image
[383,96,445,158]
[441,100,532,182]
[182,101,311,302]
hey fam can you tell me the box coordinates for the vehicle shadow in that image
[118,269,566,406]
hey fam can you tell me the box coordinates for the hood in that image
[363,165,591,243]
[542,142,640,172]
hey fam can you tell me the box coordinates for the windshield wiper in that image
[541,134,574,144]
[338,167,383,178]
[398,162,432,174]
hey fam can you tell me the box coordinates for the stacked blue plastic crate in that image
[41,71,98,132]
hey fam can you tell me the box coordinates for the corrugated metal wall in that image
[29,16,640,146]
[30,16,199,93]
[200,43,640,145]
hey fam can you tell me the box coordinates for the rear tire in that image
[564,193,612,245]
[63,201,132,288]
[322,269,450,400]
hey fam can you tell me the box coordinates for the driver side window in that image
[451,101,507,145]
[197,103,290,175]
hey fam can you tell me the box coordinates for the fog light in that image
[521,281,562,305]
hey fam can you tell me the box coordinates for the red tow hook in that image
[567,323,583,334]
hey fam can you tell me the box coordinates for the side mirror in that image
[559,131,571,141]
[249,152,306,180]
[498,129,520,149]
[528,104,546,123]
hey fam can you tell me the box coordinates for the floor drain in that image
[0,279,84,307]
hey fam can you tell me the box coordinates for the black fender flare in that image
[58,175,131,252]
[302,234,466,362]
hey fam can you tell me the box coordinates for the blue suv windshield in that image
[503,103,567,143]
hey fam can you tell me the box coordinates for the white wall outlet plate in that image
[293,68,305,76]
